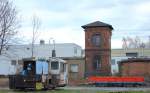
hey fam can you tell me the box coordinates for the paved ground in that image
[59,86,150,92]
[0,86,150,92]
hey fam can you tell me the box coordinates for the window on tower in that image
[91,34,101,46]
[93,55,101,70]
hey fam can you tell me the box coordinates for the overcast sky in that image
[14,0,150,49]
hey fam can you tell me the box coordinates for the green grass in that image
[0,89,149,93]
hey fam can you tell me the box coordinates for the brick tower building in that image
[82,21,113,76]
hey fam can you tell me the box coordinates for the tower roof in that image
[81,21,113,30]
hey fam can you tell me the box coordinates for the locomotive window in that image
[51,61,59,70]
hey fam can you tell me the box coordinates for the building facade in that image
[0,43,83,75]
[119,58,150,79]
[111,48,150,74]
[82,21,113,76]
[62,57,85,85]
[4,43,83,59]
[111,48,150,58]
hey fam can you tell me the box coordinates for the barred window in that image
[93,55,101,70]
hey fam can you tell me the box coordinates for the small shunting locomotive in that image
[9,57,68,90]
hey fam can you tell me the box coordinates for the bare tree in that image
[122,37,127,49]
[31,15,41,57]
[127,37,135,48]
[0,0,19,55]
[134,36,141,48]
[122,36,150,49]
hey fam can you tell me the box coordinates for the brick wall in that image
[85,27,111,49]
[84,27,112,76]
[120,59,150,77]
[64,58,85,85]
[85,50,111,75]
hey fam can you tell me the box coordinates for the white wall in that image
[0,43,83,75]
[0,56,16,75]
[111,57,129,74]
[5,43,82,59]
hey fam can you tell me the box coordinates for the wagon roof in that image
[120,58,150,64]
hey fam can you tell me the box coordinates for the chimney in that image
[40,40,45,45]
[52,49,56,57]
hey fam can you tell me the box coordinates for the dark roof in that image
[118,58,150,68]
[120,58,150,63]
[81,21,113,30]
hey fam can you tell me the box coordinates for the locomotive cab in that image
[9,58,37,89]
[9,57,68,90]
[49,57,68,87]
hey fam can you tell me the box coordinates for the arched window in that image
[93,55,101,70]
[91,34,101,46]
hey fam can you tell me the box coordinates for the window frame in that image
[93,55,101,70]
[111,59,116,65]
[70,64,79,73]
[91,34,101,47]
[74,47,78,54]
[51,61,59,70]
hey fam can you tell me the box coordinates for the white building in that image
[111,57,129,75]
[0,43,83,75]
[111,48,150,75]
